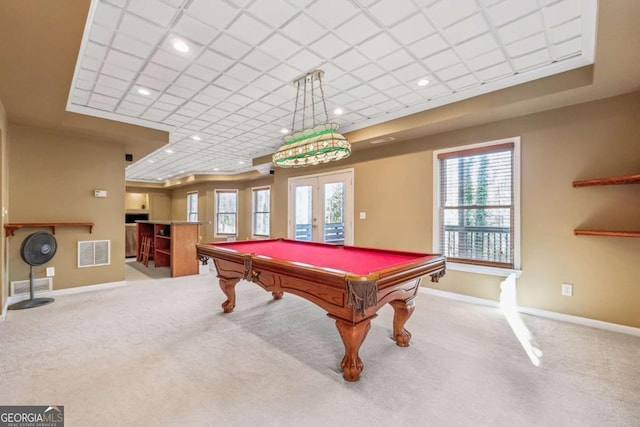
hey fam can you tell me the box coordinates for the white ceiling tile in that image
[352,63,386,81]
[268,63,300,85]
[236,84,269,101]
[497,13,545,44]
[549,18,581,44]
[285,49,323,73]
[127,0,176,27]
[166,84,197,99]
[305,0,360,29]
[185,0,240,30]
[368,74,402,91]
[246,0,299,28]
[367,0,418,26]
[506,32,547,58]
[391,62,430,82]
[389,12,435,45]
[552,37,581,59]
[466,48,507,71]
[309,33,350,59]
[407,33,448,59]
[242,48,280,71]
[444,13,489,45]
[89,24,113,45]
[197,49,235,72]
[96,74,130,91]
[94,1,122,28]
[209,34,253,60]
[511,49,551,70]
[331,49,370,72]
[334,13,382,45]
[227,14,274,45]
[427,0,479,28]
[376,98,404,113]
[456,32,499,59]
[347,84,378,100]
[119,12,164,45]
[417,83,450,100]
[329,73,360,91]
[153,101,178,112]
[424,49,460,71]
[543,0,581,27]
[488,0,539,27]
[226,63,261,84]
[201,84,232,101]
[281,13,326,45]
[158,93,186,105]
[93,84,125,99]
[112,33,155,58]
[213,74,246,91]
[90,92,119,106]
[173,14,219,45]
[476,62,513,81]
[143,62,179,83]
[105,49,145,70]
[174,74,208,91]
[102,63,137,81]
[184,63,218,81]
[357,33,400,60]
[447,73,479,90]
[150,49,191,71]
[84,42,108,60]
[259,33,300,60]
[437,63,470,81]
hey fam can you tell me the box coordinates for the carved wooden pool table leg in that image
[271,291,284,300]
[335,318,371,382]
[390,298,415,347]
[219,277,240,313]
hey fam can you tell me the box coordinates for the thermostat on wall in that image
[94,190,107,198]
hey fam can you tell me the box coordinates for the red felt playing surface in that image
[209,239,436,275]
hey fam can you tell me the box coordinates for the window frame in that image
[186,191,198,222]
[214,189,238,237]
[251,186,271,238]
[433,137,521,277]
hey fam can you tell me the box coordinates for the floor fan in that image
[9,232,58,310]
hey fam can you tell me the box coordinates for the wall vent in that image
[11,277,53,296]
[78,240,110,268]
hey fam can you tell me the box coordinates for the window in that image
[252,186,270,237]
[434,137,520,275]
[187,191,198,222]
[215,190,237,236]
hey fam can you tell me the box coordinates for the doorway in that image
[288,169,354,245]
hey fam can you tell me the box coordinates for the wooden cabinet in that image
[136,221,204,277]
[573,173,640,237]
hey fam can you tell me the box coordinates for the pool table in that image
[196,238,446,381]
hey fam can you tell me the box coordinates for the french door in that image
[288,169,353,245]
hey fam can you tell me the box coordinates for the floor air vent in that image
[11,277,52,296]
[78,240,110,268]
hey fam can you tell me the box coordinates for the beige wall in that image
[0,99,8,312]
[7,124,126,289]
[268,91,640,327]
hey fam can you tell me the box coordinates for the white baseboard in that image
[420,287,640,337]
[3,280,128,316]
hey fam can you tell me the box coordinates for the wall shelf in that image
[572,173,640,187]
[4,222,94,237]
[574,230,640,238]
[573,172,639,238]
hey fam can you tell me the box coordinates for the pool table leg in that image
[219,277,239,313]
[335,318,371,382]
[389,298,415,347]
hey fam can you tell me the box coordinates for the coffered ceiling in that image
[66,0,597,182]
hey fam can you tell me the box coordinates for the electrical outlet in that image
[46,267,55,277]
[561,283,573,296]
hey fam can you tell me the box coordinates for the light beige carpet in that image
[1,264,638,427]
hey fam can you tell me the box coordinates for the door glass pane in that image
[294,185,313,241]
[323,182,344,244]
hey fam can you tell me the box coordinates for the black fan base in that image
[8,297,54,310]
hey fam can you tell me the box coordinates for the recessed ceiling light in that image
[334,108,344,115]
[173,39,189,53]
[191,135,201,141]
[156,177,163,181]
[417,79,430,87]
[137,88,151,96]
[280,128,289,134]
[180,170,185,173]
[213,168,219,171]
[165,149,174,154]
[238,161,245,165]
[148,160,155,163]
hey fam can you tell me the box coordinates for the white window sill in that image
[447,262,522,278]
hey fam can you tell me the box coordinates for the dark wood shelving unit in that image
[573,173,640,238]
[4,222,94,237]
